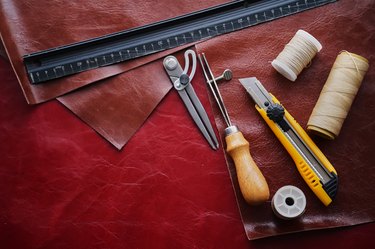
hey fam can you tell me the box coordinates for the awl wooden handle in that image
[225,131,270,205]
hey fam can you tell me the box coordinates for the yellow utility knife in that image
[240,77,338,206]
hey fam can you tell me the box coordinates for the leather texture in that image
[0,0,228,104]
[58,49,190,149]
[1,52,375,249]
[196,0,375,239]
[0,0,227,149]
[1,0,375,247]
[0,40,5,59]
[57,47,188,149]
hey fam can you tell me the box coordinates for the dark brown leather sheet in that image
[0,0,228,149]
[57,52,178,149]
[0,0,228,104]
[57,47,191,149]
[196,0,375,239]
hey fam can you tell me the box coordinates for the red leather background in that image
[1,0,375,248]
[1,52,374,249]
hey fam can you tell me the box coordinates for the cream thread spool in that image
[272,30,322,81]
[307,51,369,140]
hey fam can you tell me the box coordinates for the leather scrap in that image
[0,0,228,104]
[57,53,181,149]
[0,0,227,149]
[196,0,375,239]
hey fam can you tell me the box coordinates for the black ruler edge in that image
[23,0,252,65]
[23,0,337,84]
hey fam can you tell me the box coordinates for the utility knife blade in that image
[240,77,338,206]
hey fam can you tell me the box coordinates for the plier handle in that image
[163,50,219,150]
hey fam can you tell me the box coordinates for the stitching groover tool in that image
[163,50,219,150]
[240,77,338,206]
[198,53,269,205]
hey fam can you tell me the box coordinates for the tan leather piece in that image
[196,0,375,239]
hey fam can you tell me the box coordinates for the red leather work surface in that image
[1,1,375,249]
[1,52,375,249]
[196,0,375,240]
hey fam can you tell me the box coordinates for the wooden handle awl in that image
[225,131,270,205]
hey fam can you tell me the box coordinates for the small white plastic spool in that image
[271,185,306,220]
[272,30,322,81]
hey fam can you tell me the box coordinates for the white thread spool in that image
[272,30,322,81]
[271,185,306,220]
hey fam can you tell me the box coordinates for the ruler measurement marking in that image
[24,0,336,84]
[30,73,35,83]
[238,18,243,29]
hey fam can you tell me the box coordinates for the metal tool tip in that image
[223,69,233,81]
[239,77,258,91]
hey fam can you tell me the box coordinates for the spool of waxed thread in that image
[272,30,322,81]
[307,51,369,140]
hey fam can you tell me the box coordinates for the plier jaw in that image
[163,50,219,150]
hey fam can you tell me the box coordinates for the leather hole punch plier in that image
[163,50,219,150]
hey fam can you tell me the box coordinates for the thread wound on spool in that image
[307,51,369,139]
[272,30,322,81]
[271,185,306,220]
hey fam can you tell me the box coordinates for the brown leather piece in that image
[57,51,182,149]
[0,0,228,104]
[196,0,375,239]
[57,47,192,149]
[0,0,228,149]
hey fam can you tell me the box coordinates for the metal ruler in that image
[23,0,336,84]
